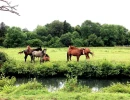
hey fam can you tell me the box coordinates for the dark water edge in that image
[15,77,130,92]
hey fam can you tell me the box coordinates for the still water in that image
[15,77,130,92]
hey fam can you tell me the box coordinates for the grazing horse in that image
[67,46,85,62]
[67,46,93,62]
[31,49,47,63]
[84,48,93,59]
[40,54,50,63]
[18,46,42,62]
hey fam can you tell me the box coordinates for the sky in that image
[0,0,130,31]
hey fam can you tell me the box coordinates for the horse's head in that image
[80,48,85,55]
[42,48,47,55]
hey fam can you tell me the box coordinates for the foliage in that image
[25,39,43,47]
[63,76,91,92]
[101,82,130,93]
[0,51,8,67]
[0,19,129,47]
[60,32,73,46]
[3,27,26,47]
[0,74,16,91]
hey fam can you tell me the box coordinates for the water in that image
[15,77,130,92]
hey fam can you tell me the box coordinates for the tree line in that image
[0,20,130,48]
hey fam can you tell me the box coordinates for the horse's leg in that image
[30,55,35,63]
[40,56,44,64]
[24,55,28,62]
[67,53,70,62]
[70,55,72,61]
[77,56,80,62]
[85,54,90,60]
[33,56,36,63]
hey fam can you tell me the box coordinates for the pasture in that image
[1,46,130,64]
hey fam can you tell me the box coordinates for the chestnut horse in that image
[18,45,42,62]
[40,54,50,63]
[67,46,93,62]
[67,46,85,62]
[84,48,93,59]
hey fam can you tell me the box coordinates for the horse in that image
[67,46,93,62]
[40,54,50,63]
[84,48,93,59]
[31,49,47,63]
[18,46,42,62]
[67,46,85,62]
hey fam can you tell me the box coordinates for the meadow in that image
[1,46,130,63]
[1,47,130,99]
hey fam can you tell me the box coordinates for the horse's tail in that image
[18,50,24,54]
[89,51,94,56]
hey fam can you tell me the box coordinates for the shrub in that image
[0,52,8,67]
[26,39,43,47]
[62,76,91,92]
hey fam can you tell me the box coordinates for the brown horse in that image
[67,46,85,62]
[18,45,42,62]
[40,54,50,63]
[67,46,93,62]
[84,48,93,59]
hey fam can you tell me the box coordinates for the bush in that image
[26,39,43,47]
[0,52,8,67]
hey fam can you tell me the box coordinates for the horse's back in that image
[67,48,81,56]
[32,51,42,57]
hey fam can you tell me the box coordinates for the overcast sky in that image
[0,0,130,31]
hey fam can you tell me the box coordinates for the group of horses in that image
[18,45,93,63]
[18,46,50,63]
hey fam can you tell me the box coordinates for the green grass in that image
[1,46,130,64]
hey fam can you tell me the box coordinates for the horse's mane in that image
[69,46,78,49]
[27,45,31,50]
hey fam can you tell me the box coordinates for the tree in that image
[63,20,73,34]
[81,20,101,38]
[0,22,7,46]
[60,32,73,47]
[0,0,19,15]
[3,27,26,47]
[45,20,64,37]
[100,24,118,46]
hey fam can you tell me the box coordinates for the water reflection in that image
[15,77,130,92]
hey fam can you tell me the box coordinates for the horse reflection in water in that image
[18,45,42,62]
[67,46,93,62]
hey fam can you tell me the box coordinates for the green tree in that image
[34,25,48,36]
[26,39,43,47]
[3,27,26,47]
[63,20,73,34]
[0,22,7,46]
[100,24,118,46]
[81,20,101,38]
[60,32,73,47]
[25,31,37,40]
[46,20,64,37]
[116,25,128,45]
[74,25,81,36]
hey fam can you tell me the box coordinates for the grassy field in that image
[1,46,130,63]
[1,47,130,100]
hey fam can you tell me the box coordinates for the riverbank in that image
[0,76,130,100]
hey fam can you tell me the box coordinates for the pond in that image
[15,77,130,92]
